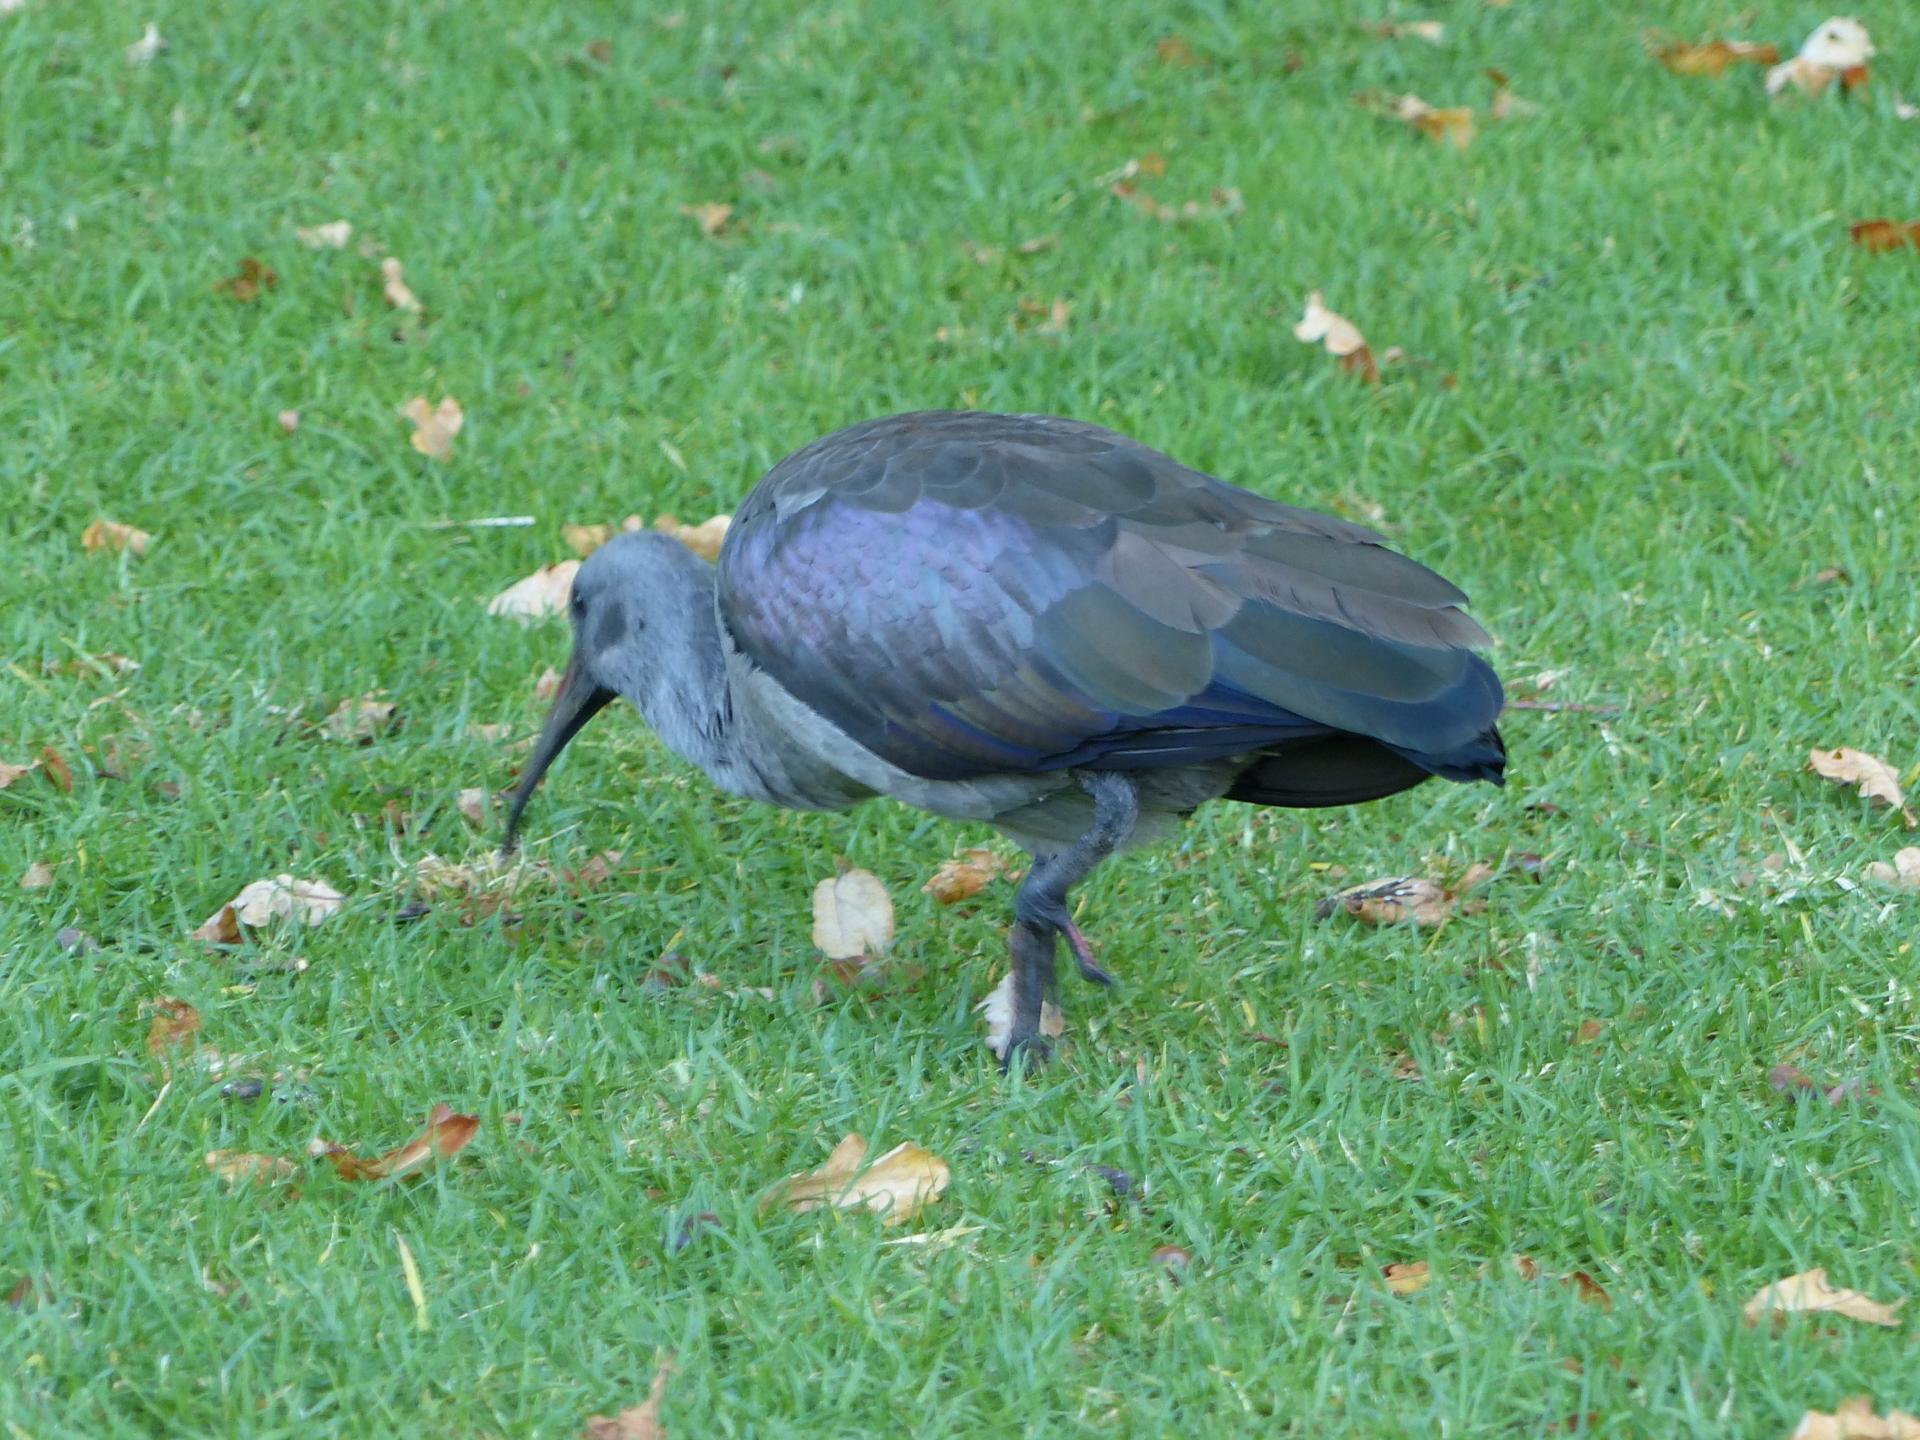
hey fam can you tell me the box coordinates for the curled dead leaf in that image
[324,692,397,742]
[206,1150,298,1188]
[1807,746,1911,822]
[811,868,894,960]
[20,861,54,889]
[381,257,423,313]
[1294,291,1377,382]
[1356,90,1474,148]
[0,760,39,790]
[1384,1260,1432,1295]
[1849,220,1920,253]
[762,1133,949,1226]
[145,996,202,1059]
[296,219,352,250]
[194,875,345,941]
[487,561,581,621]
[215,257,277,303]
[1316,874,1460,926]
[310,1103,480,1182]
[923,847,1007,903]
[533,666,565,701]
[1790,1399,1920,1439]
[976,970,1064,1061]
[1643,32,1778,76]
[1742,1268,1903,1329]
[680,201,733,237]
[457,788,489,826]
[81,518,153,555]
[399,395,463,461]
[584,1357,675,1440]
[1862,847,1920,891]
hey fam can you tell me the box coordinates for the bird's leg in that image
[1006,771,1136,1029]
[1003,918,1058,1072]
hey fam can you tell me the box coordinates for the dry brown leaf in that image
[1358,91,1475,148]
[296,219,352,250]
[381,257,423,312]
[922,847,1008,903]
[399,395,463,461]
[763,1133,949,1226]
[812,868,894,959]
[533,666,565,701]
[1792,1399,1920,1439]
[486,560,581,622]
[1768,18,1874,97]
[125,22,165,65]
[276,408,301,434]
[1364,19,1444,43]
[976,970,1065,1061]
[1643,32,1779,76]
[214,257,277,303]
[1317,874,1456,926]
[193,875,345,941]
[1155,35,1197,67]
[0,759,38,789]
[1807,746,1910,820]
[1862,847,1920,890]
[1742,1268,1903,1329]
[1508,1255,1614,1309]
[310,1103,480,1182]
[145,996,202,1058]
[1293,291,1378,382]
[324,692,397,742]
[456,788,489,826]
[20,860,54,889]
[1485,68,1541,120]
[1850,220,1920,253]
[652,513,731,562]
[81,517,153,555]
[584,1358,675,1440]
[562,522,614,557]
[38,745,72,793]
[205,1149,298,1188]
[1385,1260,1432,1295]
[680,201,733,237]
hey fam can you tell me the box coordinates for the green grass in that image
[5,0,1920,1433]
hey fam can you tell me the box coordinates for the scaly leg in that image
[1001,772,1140,1068]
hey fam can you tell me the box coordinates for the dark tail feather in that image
[1227,727,1505,810]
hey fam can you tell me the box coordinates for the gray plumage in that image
[504,411,1506,1066]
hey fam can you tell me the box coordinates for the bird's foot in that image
[1062,918,1115,987]
[1000,1032,1054,1074]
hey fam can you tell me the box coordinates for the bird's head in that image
[501,530,721,853]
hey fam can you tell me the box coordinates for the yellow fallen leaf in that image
[1791,1398,1920,1439]
[975,970,1064,1061]
[812,868,894,959]
[1742,1268,1903,1328]
[584,1358,675,1440]
[1384,1260,1431,1295]
[562,522,614,557]
[651,513,731,562]
[923,847,1007,903]
[81,518,153,555]
[1294,291,1378,382]
[296,219,352,249]
[763,1133,949,1227]
[1358,91,1475,148]
[323,692,397,742]
[680,201,733,237]
[486,561,581,621]
[309,1103,480,1182]
[399,395,462,461]
[382,257,423,312]
[205,1150,298,1188]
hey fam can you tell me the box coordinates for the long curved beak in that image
[500,653,616,855]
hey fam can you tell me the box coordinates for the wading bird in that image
[504,411,1505,1066]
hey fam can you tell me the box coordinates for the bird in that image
[502,410,1506,1067]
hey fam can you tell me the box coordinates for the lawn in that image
[5,0,1920,1434]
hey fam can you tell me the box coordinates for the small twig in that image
[131,1073,172,1137]
[423,515,535,529]
[1508,698,1623,716]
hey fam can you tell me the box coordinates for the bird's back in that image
[718,411,1503,796]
